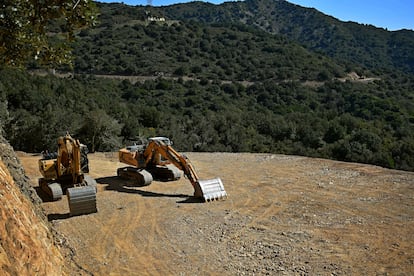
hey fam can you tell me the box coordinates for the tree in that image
[0,82,9,135]
[0,0,98,68]
[78,110,122,152]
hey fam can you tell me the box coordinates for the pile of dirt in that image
[0,135,64,275]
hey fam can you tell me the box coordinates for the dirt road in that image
[18,152,414,275]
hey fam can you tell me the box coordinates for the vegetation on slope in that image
[72,20,347,81]
[1,1,413,171]
[1,67,413,171]
[1,0,97,68]
[160,0,414,73]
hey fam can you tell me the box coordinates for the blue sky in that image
[97,0,414,31]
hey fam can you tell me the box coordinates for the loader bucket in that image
[194,178,227,202]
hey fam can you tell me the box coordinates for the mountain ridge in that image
[137,0,414,73]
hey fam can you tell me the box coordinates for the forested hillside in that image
[161,0,414,73]
[73,20,347,80]
[2,66,413,170]
[1,0,413,171]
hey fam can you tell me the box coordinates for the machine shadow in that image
[47,213,71,221]
[97,176,203,203]
[34,186,55,202]
[36,187,87,221]
[47,211,96,221]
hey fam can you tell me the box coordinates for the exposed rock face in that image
[0,136,64,275]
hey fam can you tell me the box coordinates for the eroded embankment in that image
[0,136,64,275]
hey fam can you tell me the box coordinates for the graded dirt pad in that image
[17,152,414,275]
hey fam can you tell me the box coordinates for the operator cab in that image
[149,137,173,146]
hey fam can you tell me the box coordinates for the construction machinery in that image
[117,137,227,201]
[38,133,97,216]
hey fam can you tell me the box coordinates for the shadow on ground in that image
[34,186,54,202]
[47,213,71,221]
[96,176,204,203]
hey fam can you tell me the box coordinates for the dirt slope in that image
[18,152,414,275]
[0,139,64,276]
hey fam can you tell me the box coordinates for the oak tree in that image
[0,0,97,68]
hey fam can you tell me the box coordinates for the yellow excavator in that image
[117,137,227,201]
[38,133,97,215]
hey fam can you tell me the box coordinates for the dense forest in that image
[160,0,414,74]
[1,0,414,171]
[2,67,413,171]
[72,21,349,81]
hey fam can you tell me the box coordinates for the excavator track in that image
[148,164,182,181]
[39,178,63,201]
[48,183,63,201]
[195,178,228,202]
[117,167,153,186]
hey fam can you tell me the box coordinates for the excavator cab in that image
[118,137,227,201]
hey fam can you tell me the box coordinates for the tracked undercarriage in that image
[117,164,181,185]
[38,174,97,215]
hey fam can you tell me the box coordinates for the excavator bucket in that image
[67,186,97,216]
[194,178,227,202]
[67,175,98,216]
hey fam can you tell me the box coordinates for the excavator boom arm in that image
[56,134,83,183]
[144,140,199,188]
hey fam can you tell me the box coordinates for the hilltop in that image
[96,0,414,74]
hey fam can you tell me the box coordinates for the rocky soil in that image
[15,151,414,275]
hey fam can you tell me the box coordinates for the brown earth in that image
[16,151,414,275]
[0,140,64,276]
